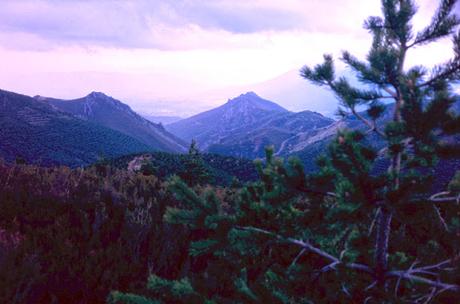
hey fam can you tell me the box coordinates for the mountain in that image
[207,110,334,159]
[142,115,183,125]
[0,89,153,167]
[189,69,340,118]
[167,92,290,148]
[38,92,187,153]
[167,91,335,159]
[291,101,460,172]
[245,69,340,116]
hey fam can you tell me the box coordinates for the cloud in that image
[0,0,384,51]
[0,1,153,49]
[162,0,305,33]
[0,0,457,117]
[0,0,450,51]
[0,0,305,50]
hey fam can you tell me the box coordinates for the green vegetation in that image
[105,151,259,186]
[109,0,460,303]
[1,1,460,303]
[0,161,191,303]
[179,140,213,186]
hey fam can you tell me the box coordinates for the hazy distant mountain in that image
[38,92,187,153]
[167,92,289,148]
[166,92,335,159]
[0,89,153,167]
[142,115,183,125]
[193,70,340,118]
[250,70,340,116]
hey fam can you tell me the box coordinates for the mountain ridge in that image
[167,91,290,148]
[166,92,335,159]
[38,92,187,153]
[0,89,154,167]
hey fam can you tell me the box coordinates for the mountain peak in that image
[225,91,287,113]
[167,92,289,149]
[84,91,129,110]
[44,92,187,153]
[228,91,260,102]
[87,91,110,99]
[239,91,258,98]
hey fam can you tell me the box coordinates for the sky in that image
[0,0,458,117]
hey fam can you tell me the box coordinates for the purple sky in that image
[0,0,457,116]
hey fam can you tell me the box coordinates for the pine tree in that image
[179,140,213,186]
[110,0,460,302]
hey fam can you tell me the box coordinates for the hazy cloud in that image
[0,0,457,116]
[0,0,384,50]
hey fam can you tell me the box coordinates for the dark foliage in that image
[104,151,259,186]
[0,162,194,303]
[110,0,460,303]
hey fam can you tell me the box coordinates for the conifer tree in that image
[179,140,213,186]
[110,0,460,302]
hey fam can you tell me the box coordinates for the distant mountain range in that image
[167,91,335,162]
[142,115,183,125]
[2,87,459,179]
[0,89,186,167]
[166,91,460,174]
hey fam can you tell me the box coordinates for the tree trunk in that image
[374,208,393,283]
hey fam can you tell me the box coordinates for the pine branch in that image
[236,226,372,273]
[389,257,460,295]
[409,0,460,48]
[418,59,460,88]
[382,87,398,98]
[289,248,307,270]
[387,270,460,292]
[237,226,460,293]
[432,205,450,232]
[428,191,460,203]
[415,258,457,273]
[351,107,387,138]
[297,185,337,198]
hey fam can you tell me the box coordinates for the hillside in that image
[107,152,259,186]
[0,89,153,167]
[39,92,187,153]
[293,102,460,171]
[207,110,334,159]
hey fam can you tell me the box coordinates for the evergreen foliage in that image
[178,140,213,186]
[111,1,460,302]
[105,151,259,186]
[0,162,194,303]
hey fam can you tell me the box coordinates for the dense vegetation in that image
[2,1,460,303]
[105,149,258,186]
[0,160,218,303]
[109,0,460,303]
